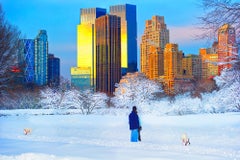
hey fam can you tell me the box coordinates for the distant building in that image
[48,54,60,86]
[95,14,121,95]
[217,24,237,75]
[71,8,106,90]
[163,43,183,95]
[141,15,169,79]
[182,54,201,80]
[199,48,218,79]
[70,67,91,89]
[110,4,137,74]
[35,30,48,86]
[17,30,59,87]
[18,39,35,84]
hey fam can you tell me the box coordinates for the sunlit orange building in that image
[199,48,218,79]
[140,15,169,79]
[148,46,163,79]
[217,24,238,75]
[163,43,183,95]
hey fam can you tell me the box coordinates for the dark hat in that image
[132,106,137,111]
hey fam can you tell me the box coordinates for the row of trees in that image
[0,73,163,113]
[1,67,239,115]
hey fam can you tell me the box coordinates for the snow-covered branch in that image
[112,72,163,108]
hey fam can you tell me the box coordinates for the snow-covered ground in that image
[0,110,239,160]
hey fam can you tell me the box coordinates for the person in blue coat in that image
[129,106,141,142]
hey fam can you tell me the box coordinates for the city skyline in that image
[2,0,208,78]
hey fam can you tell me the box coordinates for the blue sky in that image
[1,0,209,79]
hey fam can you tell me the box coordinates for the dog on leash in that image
[181,133,190,146]
[23,128,31,135]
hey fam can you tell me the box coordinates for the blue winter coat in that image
[129,111,140,130]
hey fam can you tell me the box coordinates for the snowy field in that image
[0,110,240,160]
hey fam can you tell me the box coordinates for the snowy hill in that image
[0,111,239,160]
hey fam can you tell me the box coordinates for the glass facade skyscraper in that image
[48,54,60,86]
[110,4,137,75]
[35,30,48,86]
[95,15,121,95]
[71,8,106,89]
[19,39,35,84]
[72,4,137,91]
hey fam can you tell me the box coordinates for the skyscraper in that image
[71,8,106,89]
[163,43,183,95]
[95,14,121,95]
[35,30,48,86]
[217,24,237,75]
[141,15,169,79]
[48,54,60,87]
[19,39,35,84]
[110,4,137,75]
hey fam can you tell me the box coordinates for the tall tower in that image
[217,24,237,75]
[163,43,183,95]
[71,8,106,89]
[35,30,48,86]
[19,39,35,84]
[110,4,137,75]
[140,15,169,79]
[95,15,121,95]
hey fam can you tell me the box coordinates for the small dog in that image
[181,133,190,146]
[23,128,31,135]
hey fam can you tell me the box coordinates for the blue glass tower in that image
[35,30,48,86]
[48,54,60,87]
[110,4,137,75]
[19,39,35,84]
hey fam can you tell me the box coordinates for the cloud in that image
[137,25,207,53]
[169,25,204,44]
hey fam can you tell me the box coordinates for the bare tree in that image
[198,0,240,43]
[82,90,109,114]
[1,89,40,109]
[0,4,21,97]
[198,0,239,82]
[174,79,195,95]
